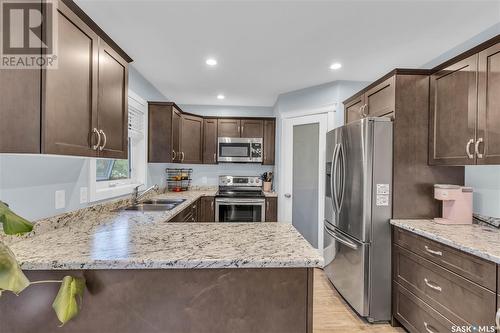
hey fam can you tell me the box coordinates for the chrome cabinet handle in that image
[92,128,101,150]
[424,245,442,256]
[211,201,214,209]
[213,153,216,162]
[475,137,484,159]
[181,152,185,162]
[172,150,177,161]
[466,139,474,159]
[362,104,368,117]
[424,322,437,333]
[424,278,442,292]
[357,105,364,117]
[99,130,107,151]
[495,307,499,330]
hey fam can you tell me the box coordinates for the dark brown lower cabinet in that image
[199,196,215,222]
[265,197,278,222]
[392,227,498,331]
[170,200,199,222]
[0,268,313,333]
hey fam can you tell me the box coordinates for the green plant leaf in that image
[0,202,33,236]
[52,276,86,326]
[0,241,30,294]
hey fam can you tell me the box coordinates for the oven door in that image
[215,198,266,222]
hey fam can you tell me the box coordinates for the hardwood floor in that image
[313,269,405,333]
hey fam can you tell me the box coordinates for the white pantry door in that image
[279,113,329,251]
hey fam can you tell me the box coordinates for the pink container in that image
[434,184,473,225]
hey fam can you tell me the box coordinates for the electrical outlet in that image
[80,187,88,204]
[55,190,65,209]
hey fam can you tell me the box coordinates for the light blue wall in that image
[422,23,500,218]
[0,65,168,221]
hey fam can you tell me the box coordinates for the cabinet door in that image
[97,40,129,159]
[429,54,478,165]
[148,104,173,163]
[217,118,240,137]
[199,196,215,222]
[263,119,276,165]
[0,69,40,153]
[265,197,278,222]
[241,119,263,138]
[172,108,182,162]
[203,119,218,164]
[477,43,500,164]
[42,1,98,157]
[344,95,364,124]
[180,114,203,164]
[364,76,395,117]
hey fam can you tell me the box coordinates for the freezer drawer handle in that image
[424,322,437,333]
[424,278,442,292]
[324,225,358,250]
[424,246,442,256]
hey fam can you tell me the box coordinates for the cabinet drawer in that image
[394,245,496,326]
[393,227,496,290]
[393,282,456,333]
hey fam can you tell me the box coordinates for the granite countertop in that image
[391,219,500,264]
[6,190,322,270]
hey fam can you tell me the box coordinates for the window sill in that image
[89,182,141,203]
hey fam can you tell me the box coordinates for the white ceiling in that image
[76,0,500,106]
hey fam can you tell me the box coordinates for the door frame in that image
[278,105,336,253]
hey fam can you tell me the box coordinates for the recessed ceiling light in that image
[206,58,217,66]
[217,94,225,100]
[329,63,342,70]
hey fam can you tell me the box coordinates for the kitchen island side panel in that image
[0,268,313,333]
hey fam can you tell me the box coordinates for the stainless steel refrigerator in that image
[324,117,393,322]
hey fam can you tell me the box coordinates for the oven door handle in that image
[216,198,266,204]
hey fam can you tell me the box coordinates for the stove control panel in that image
[219,176,262,187]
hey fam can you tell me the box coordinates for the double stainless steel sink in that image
[120,198,186,212]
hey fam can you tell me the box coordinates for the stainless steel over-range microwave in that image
[217,137,263,163]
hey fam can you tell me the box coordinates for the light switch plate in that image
[55,190,65,209]
[80,187,88,204]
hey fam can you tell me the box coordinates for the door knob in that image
[284,193,291,198]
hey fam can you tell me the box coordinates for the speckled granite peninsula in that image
[391,219,500,264]
[1,191,322,333]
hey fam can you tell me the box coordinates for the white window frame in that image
[88,90,148,202]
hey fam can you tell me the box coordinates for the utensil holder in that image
[263,181,272,192]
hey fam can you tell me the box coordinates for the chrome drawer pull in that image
[424,246,442,256]
[424,322,437,333]
[424,278,442,292]
[466,138,474,159]
[475,137,484,159]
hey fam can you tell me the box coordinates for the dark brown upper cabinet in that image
[203,119,218,164]
[241,119,264,137]
[180,114,204,164]
[97,40,129,159]
[263,119,276,165]
[345,76,395,124]
[1,0,132,158]
[217,118,241,137]
[172,107,182,162]
[344,94,364,124]
[429,55,478,166]
[0,69,41,153]
[364,76,395,117]
[477,43,500,164]
[43,0,99,157]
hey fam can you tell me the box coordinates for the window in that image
[88,90,147,202]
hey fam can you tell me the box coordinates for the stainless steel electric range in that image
[215,176,265,222]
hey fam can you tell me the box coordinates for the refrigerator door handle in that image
[331,143,340,213]
[324,224,359,250]
[337,143,346,209]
